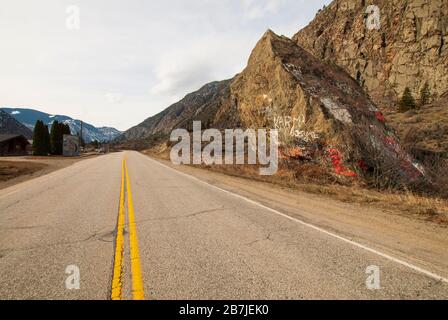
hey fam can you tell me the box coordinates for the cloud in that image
[0,0,332,130]
[242,0,285,20]
[104,93,124,104]
[150,34,249,101]
[151,57,212,96]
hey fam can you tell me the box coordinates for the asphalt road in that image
[0,151,447,300]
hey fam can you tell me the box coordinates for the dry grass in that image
[0,161,47,182]
[0,155,98,190]
[303,184,448,224]
[385,94,448,154]
[216,165,448,225]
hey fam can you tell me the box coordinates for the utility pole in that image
[108,130,111,153]
[80,120,83,153]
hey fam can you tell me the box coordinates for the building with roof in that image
[0,134,31,156]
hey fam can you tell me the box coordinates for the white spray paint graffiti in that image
[273,115,320,143]
[321,97,353,124]
[283,63,302,80]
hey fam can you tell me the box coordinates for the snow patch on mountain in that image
[0,108,122,142]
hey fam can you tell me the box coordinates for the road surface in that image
[0,151,447,299]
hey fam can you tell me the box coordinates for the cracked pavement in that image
[0,151,447,299]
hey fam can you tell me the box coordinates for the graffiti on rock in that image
[327,148,357,178]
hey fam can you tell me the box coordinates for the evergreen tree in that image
[32,120,45,156]
[50,121,60,155]
[33,120,51,156]
[398,87,416,112]
[419,82,430,106]
[62,123,71,136]
[50,122,71,155]
[43,125,51,155]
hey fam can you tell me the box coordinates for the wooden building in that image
[0,134,31,156]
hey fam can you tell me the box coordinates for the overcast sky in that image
[0,0,331,131]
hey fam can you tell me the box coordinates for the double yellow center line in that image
[111,158,145,300]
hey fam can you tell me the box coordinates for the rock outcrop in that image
[124,30,427,187]
[293,0,448,109]
[231,30,425,186]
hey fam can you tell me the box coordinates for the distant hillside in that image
[0,110,33,139]
[1,108,121,143]
[120,79,233,142]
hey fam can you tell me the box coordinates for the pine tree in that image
[43,125,51,155]
[50,122,71,155]
[419,82,430,106]
[32,120,51,156]
[398,87,416,113]
[32,120,45,156]
[63,123,71,136]
[50,121,60,155]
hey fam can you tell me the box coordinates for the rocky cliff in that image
[231,30,425,186]
[293,0,448,108]
[125,30,426,187]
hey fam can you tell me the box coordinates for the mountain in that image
[293,0,448,109]
[0,110,33,139]
[292,0,448,156]
[1,108,121,143]
[120,79,233,141]
[232,30,424,186]
[122,30,425,188]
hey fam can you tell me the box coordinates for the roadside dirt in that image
[0,154,97,190]
[0,161,48,182]
[148,155,448,279]
[142,147,448,225]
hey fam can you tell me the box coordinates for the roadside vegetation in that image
[143,142,448,226]
[32,120,71,156]
[0,161,47,182]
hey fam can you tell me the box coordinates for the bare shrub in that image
[351,126,417,190]
[420,154,448,198]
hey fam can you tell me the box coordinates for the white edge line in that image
[146,156,448,284]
